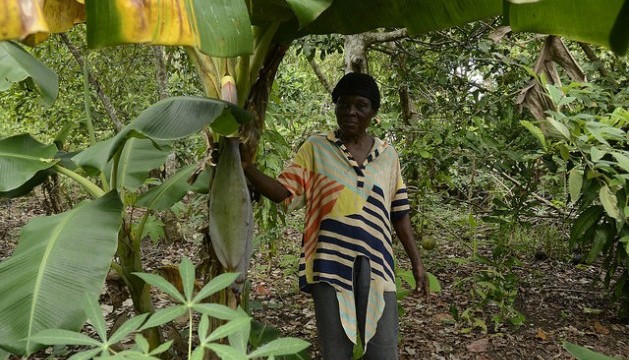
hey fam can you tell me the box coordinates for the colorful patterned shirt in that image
[277,130,410,346]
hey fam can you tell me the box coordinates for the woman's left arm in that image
[393,213,430,299]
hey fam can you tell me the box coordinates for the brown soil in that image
[1,194,628,359]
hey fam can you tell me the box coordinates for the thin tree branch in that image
[152,46,169,100]
[578,42,610,78]
[307,56,333,95]
[60,33,123,132]
[363,28,408,46]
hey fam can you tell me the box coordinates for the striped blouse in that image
[277,130,410,347]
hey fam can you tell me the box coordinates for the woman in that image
[242,72,428,359]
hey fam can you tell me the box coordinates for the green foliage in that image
[0,133,58,193]
[521,82,629,318]
[563,342,620,360]
[30,258,309,359]
[0,87,252,356]
[0,192,123,355]
[0,41,58,106]
[450,252,524,333]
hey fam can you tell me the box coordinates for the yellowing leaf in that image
[593,321,610,335]
[535,328,549,341]
[86,0,253,57]
[0,0,48,41]
[0,0,84,43]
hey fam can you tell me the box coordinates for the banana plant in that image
[1,0,628,355]
[0,97,250,355]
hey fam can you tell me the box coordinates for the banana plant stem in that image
[53,164,104,198]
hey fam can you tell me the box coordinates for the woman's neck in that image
[338,131,372,147]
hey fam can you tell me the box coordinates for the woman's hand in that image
[412,258,430,301]
[393,213,430,301]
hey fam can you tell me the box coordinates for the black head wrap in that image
[331,72,380,111]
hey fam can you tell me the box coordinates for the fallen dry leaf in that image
[254,282,271,296]
[433,312,455,324]
[466,338,489,353]
[594,321,610,335]
[535,328,549,341]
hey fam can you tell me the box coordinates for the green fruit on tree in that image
[421,236,437,251]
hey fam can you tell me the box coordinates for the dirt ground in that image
[1,194,628,359]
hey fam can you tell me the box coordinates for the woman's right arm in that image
[243,164,291,203]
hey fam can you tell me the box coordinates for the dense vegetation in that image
[1,18,628,359]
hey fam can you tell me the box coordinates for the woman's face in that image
[335,94,376,138]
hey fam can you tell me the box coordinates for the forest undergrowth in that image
[1,190,628,360]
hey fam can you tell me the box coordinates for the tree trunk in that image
[344,34,369,73]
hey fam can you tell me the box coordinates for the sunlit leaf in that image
[138,306,187,331]
[204,343,247,360]
[108,313,149,344]
[612,152,629,173]
[599,185,623,222]
[193,272,240,303]
[520,120,546,148]
[568,167,583,203]
[545,117,570,139]
[591,147,606,162]
[285,0,332,28]
[178,257,195,302]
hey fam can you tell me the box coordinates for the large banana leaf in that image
[296,0,501,35]
[136,164,197,210]
[0,169,53,199]
[86,0,253,56]
[0,191,123,355]
[2,0,627,55]
[114,138,171,189]
[0,41,58,106]
[505,0,629,55]
[0,134,58,192]
[72,96,251,173]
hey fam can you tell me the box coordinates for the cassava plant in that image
[28,258,310,359]
[0,74,251,354]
